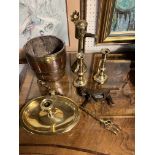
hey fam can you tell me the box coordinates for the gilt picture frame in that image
[96,0,135,44]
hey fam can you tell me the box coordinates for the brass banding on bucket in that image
[24,35,66,81]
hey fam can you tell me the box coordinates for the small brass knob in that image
[71,10,80,23]
[100,48,111,55]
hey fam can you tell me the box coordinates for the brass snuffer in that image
[71,10,96,74]
[93,48,110,84]
[73,53,87,87]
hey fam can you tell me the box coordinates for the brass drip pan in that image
[20,95,80,135]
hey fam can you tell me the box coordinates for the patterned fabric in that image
[19,0,69,48]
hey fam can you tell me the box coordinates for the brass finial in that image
[71,10,80,23]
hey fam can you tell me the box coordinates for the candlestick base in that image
[94,73,108,85]
[74,77,87,87]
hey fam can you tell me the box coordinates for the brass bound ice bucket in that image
[24,35,66,81]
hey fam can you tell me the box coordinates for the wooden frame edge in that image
[96,0,135,44]
[96,0,116,43]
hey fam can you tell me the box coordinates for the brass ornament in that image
[71,10,80,23]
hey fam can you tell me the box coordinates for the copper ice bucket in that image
[24,36,66,81]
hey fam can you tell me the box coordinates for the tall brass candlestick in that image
[70,10,96,74]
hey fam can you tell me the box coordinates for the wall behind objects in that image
[85,0,135,52]
[19,0,134,53]
[19,0,69,48]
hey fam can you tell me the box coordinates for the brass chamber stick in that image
[93,48,110,84]
[71,10,96,87]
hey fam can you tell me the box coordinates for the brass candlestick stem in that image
[93,48,110,84]
[74,53,87,87]
[70,10,96,73]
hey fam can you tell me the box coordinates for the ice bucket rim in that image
[24,35,65,59]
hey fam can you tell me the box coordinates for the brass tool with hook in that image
[80,106,121,135]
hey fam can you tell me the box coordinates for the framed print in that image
[96,0,135,44]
